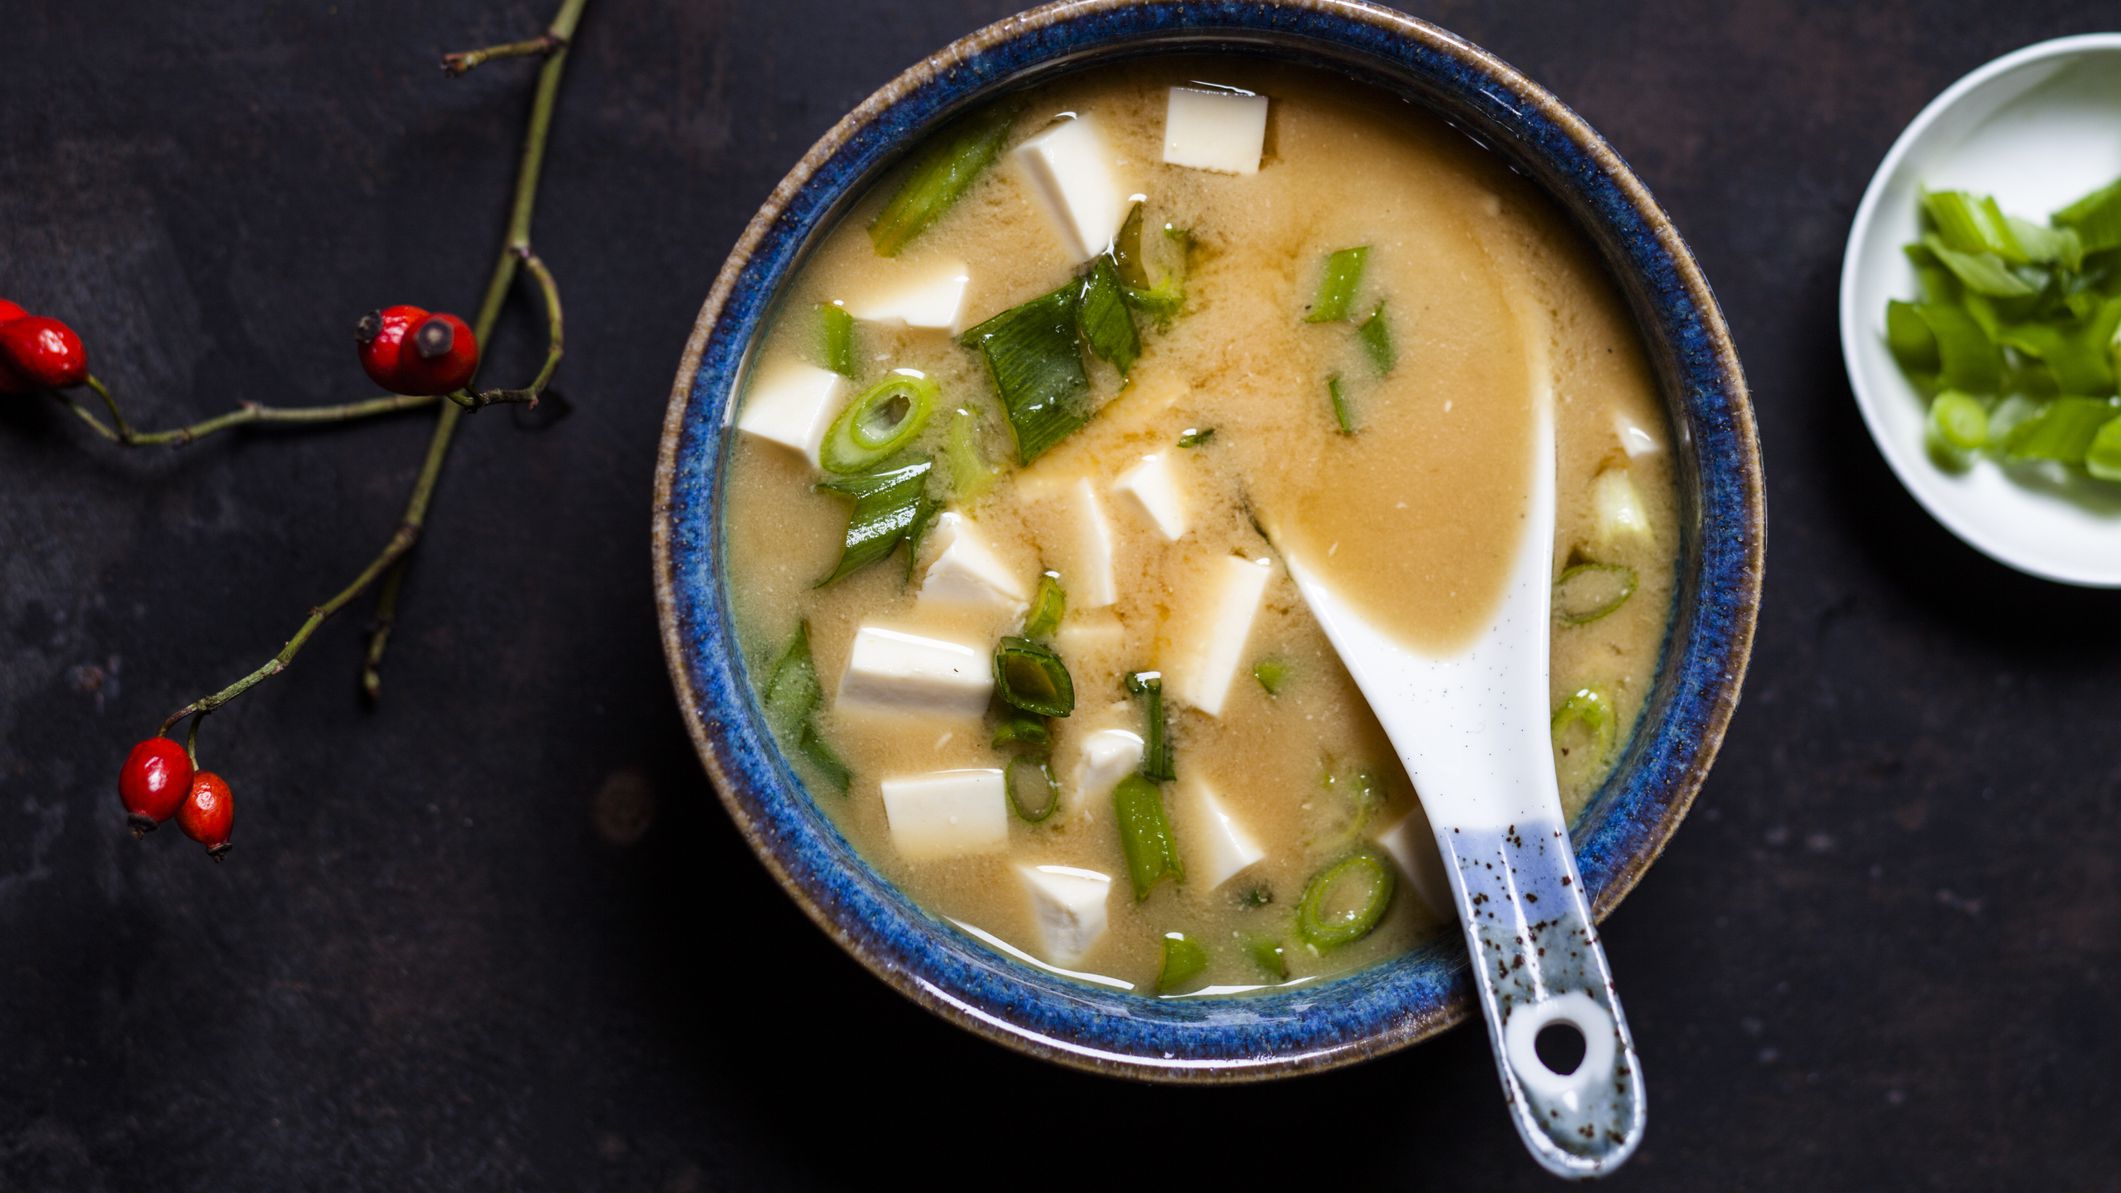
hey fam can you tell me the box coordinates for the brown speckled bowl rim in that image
[652,0,1762,1082]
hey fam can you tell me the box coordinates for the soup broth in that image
[720,59,1678,996]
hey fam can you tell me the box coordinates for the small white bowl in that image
[1840,33,2121,588]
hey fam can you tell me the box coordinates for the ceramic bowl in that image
[1841,33,2121,588]
[653,0,1762,1081]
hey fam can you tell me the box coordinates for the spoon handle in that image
[1436,816,1645,1178]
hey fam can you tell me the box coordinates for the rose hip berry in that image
[119,737,195,835]
[0,313,88,392]
[398,311,479,395]
[0,300,28,395]
[355,305,478,396]
[178,772,235,858]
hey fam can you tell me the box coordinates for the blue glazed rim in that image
[653,0,1763,1082]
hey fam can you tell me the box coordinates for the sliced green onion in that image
[991,711,1051,749]
[798,722,852,794]
[1923,189,2025,261]
[1115,203,1191,325]
[1077,254,1140,376]
[1920,233,2038,298]
[1156,931,1209,994]
[943,406,999,502]
[1124,671,1174,782]
[1358,302,1395,374]
[1885,300,1939,376]
[1252,658,1289,695]
[1551,686,1618,791]
[1327,373,1355,435]
[1247,937,1290,981]
[1998,294,2121,396]
[820,371,938,474]
[1113,774,1183,901]
[2086,417,2121,481]
[1305,246,1369,323]
[1113,202,1156,289]
[962,285,1091,464]
[902,499,940,584]
[868,102,1018,257]
[1022,570,1066,640]
[2005,217,2082,270]
[1295,852,1395,949]
[815,460,933,586]
[1553,562,1639,626]
[994,636,1074,717]
[2056,177,2121,254]
[2003,396,2119,464]
[1927,390,1989,457]
[1005,754,1060,822]
[1913,303,2001,394]
[760,620,822,733]
[819,303,858,377]
[1177,427,1215,448]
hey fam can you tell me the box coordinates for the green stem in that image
[360,0,585,700]
[463,249,564,408]
[161,0,587,730]
[441,32,566,77]
[61,380,446,446]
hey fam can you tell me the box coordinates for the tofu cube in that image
[1113,453,1189,541]
[1017,863,1113,965]
[1375,810,1455,922]
[1181,777,1266,890]
[879,769,1009,861]
[846,263,973,335]
[1168,555,1273,717]
[1162,87,1269,175]
[1069,727,1144,817]
[918,511,1027,617]
[1012,116,1127,262]
[836,625,992,717]
[1614,411,1662,459]
[1591,467,1651,546]
[735,360,845,466]
[1063,479,1119,609]
[1056,610,1127,689]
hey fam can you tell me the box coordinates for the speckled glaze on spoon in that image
[1278,343,1646,1178]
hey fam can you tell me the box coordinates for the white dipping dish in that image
[1841,33,2121,587]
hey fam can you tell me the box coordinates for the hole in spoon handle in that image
[1438,819,1646,1178]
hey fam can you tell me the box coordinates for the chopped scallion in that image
[814,460,933,585]
[820,371,938,474]
[1357,302,1395,374]
[943,406,999,502]
[991,711,1051,749]
[1114,202,1192,325]
[2002,396,2119,464]
[1156,931,1209,993]
[1327,373,1355,435]
[1124,671,1174,782]
[1295,852,1395,949]
[1247,937,1289,981]
[1077,254,1141,376]
[2056,177,2121,254]
[1922,189,2025,261]
[1919,233,2038,298]
[962,285,1091,463]
[1926,390,1989,461]
[1252,658,1288,695]
[819,303,858,378]
[1005,754,1061,822]
[760,620,822,734]
[868,102,1019,257]
[798,722,852,794]
[1176,427,1215,448]
[1022,570,1066,640]
[1551,686,1618,791]
[1553,562,1639,626]
[994,636,1074,717]
[2087,417,2121,481]
[1113,773,1183,900]
[1305,246,1369,323]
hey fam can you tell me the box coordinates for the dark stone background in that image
[3,1,2117,1188]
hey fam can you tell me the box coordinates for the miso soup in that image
[721,60,1678,996]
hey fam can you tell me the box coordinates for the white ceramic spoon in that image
[1277,355,1646,1178]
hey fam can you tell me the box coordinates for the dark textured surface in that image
[1,1,2115,1189]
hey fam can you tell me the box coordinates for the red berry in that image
[0,300,28,396]
[396,312,479,396]
[354,304,425,393]
[119,737,195,835]
[178,771,235,858]
[0,315,88,391]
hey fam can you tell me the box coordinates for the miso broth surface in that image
[720,61,1680,995]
